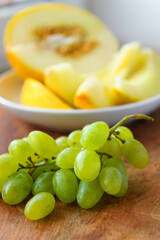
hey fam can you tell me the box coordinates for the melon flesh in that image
[21,78,72,109]
[5,3,119,80]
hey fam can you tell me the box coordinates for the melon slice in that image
[74,76,110,109]
[101,42,160,105]
[44,62,85,105]
[20,78,72,109]
[113,49,160,103]
[4,3,119,81]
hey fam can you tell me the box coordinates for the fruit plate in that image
[0,70,159,131]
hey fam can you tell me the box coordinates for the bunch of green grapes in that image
[0,114,152,220]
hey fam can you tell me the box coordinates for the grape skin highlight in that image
[80,121,110,150]
[24,192,55,220]
[74,149,101,182]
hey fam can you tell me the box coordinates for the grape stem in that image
[17,157,56,174]
[109,114,154,137]
[96,151,112,158]
[112,133,125,144]
[28,157,36,167]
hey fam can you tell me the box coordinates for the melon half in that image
[4,3,119,81]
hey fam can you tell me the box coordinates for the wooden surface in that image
[0,106,160,240]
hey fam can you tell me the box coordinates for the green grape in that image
[56,136,69,152]
[8,139,35,164]
[77,177,104,209]
[2,171,33,205]
[56,147,81,169]
[98,138,121,158]
[0,176,9,192]
[99,167,122,195]
[28,131,59,160]
[68,130,82,148]
[100,154,109,163]
[121,139,150,169]
[32,162,58,180]
[74,150,101,182]
[82,124,90,132]
[0,153,18,178]
[23,137,42,163]
[53,169,78,203]
[102,157,128,197]
[23,137,29,142]
[24,192,55,220]
[112,126,134,145]
[80,121,110,150]
[32,172,55,195]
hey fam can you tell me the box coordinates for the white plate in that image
[0,70,159,131]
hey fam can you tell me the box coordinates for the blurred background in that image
[0,0,160,72]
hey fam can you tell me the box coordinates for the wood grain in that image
[0,106,160,240]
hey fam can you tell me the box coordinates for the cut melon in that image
[113,49,160,103]
[20,78,72,109]
[4,3,119,81]
[74,76,110,109]
[101,42,160,105]
[44,62,85,105]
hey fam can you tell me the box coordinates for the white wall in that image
[89,0,160,52]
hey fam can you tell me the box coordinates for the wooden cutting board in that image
[0,106,160,240]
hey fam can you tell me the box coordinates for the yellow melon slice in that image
[44,62,85,105]
[101,42,160,105]
[113,49,160,103]
[20,78,72,109]
[4,3,119,81]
